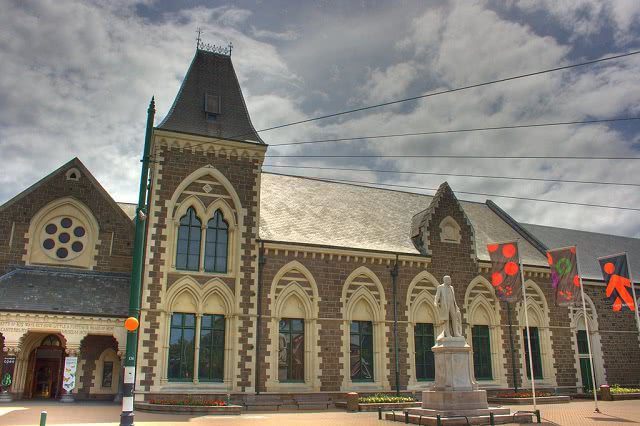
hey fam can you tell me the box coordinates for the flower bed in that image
[149,398,228,406]
[136,399,241,415]
[336,394,421,412]
[359,394,417,404]
[488,391,569,405]
[611,385,640,394]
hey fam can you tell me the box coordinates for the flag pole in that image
[575,246,599,413]
[516,240,536,411]
[625,252,640,338]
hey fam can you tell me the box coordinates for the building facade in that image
[1,48,639,402]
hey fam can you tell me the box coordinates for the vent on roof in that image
[205,94,221,114]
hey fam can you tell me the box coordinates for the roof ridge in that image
[523,222,640,241]
[261,171,489,206]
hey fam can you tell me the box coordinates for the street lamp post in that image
[120,97,155,426]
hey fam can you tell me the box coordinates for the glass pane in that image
[291,332,304,381]
[201,315,212,329]
[177,239,187,254]
[361,321,372,334]
[218,230,228,243]
[187,255,199,270]
[184,314,195,327]
[102,361,113,388]
[350,322,359,333]
[213,315,225,331]
[171,314,183,327]
[278,332,290,381]
[215,256,227,273]
[280,319,289,332]
[291,319,304,331]
[577,330,589,354]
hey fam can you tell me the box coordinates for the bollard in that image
[436,414,442,426]
[378,406,382,420]
[346,392,359,412]
[40,411,47,426]
[489,412,495,426]
[404,410,409,424]
[535,409,541,423]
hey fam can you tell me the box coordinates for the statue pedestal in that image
[420,337,489,414]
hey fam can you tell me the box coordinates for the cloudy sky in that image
[1,0,640,237]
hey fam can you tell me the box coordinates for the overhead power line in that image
[270,173,640,212]
[262,164,640,187]
[265,154,640,159]
[229,49,640,140]
[269,117,640,147]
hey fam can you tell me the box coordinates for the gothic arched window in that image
[176,207,201,271]
[204,210,228,273]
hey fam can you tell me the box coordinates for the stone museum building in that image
[0,47,639,403]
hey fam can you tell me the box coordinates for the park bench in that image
[244,394,283,411]
[294,394,332,410]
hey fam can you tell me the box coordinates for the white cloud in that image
[1,0,639,239]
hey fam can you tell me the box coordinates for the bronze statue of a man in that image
[434,275,462,339]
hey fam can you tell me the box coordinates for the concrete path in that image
[0,399,638,425]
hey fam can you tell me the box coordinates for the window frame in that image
[350,320,374,382]
[414,322,435,382]
[472,325,493,380]
[167,313,196,382]
[523,327,543,380]
[175,208,202,271]
[198,314,226,382]
[101,361,114,388]
[278,318,305,383]
[204,210,229,273]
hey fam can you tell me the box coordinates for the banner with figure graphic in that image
[487,241,523,303]
[598,253,636,312]
[547,246,580,307]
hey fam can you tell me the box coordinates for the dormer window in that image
[205,93,220,114]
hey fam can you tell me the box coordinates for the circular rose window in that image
[40,216,88,261]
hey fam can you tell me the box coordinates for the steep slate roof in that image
[523,223,640,281]
[0,266,129,317]
[259,173,547,266]
[157,49,264,144]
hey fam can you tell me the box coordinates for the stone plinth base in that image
[59,393,75,403]
[0,391,13,403]
[386,410,533,425]
[408,406,509,417]
[422,389,488,411]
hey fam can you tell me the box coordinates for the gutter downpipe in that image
[255,240,266,394]
[391,254,401,396]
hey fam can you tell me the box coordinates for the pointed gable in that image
[410,181,476,258]
[0,158,134,274]
[157,49,264,144]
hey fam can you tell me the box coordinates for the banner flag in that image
[547,246,580,307]
[1,356,16,391]
[487,241,523,302]
[598,253,636,312]
[62,356,78,393]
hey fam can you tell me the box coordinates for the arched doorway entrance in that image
[24,334,65,399]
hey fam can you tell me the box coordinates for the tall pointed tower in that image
[136,47,267,398]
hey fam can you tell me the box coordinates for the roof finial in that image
[228,42,233,56]
[196,27,202,49]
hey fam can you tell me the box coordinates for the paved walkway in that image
[0,399,638,425]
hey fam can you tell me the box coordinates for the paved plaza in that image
[0,399,639,426]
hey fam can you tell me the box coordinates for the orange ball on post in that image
[124,317,139,332]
